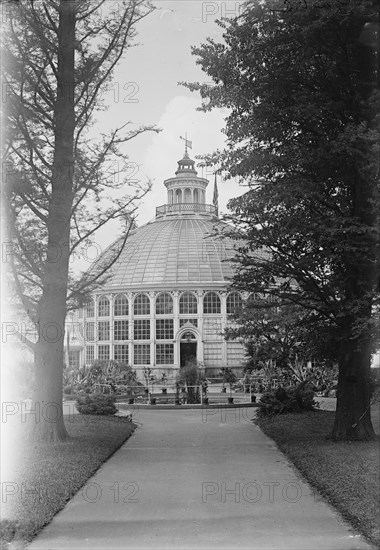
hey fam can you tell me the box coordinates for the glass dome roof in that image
[102,216,237,290]
[90,147,244,291]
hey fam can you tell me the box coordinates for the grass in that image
[1,414,136,549]
[256,405,380,547]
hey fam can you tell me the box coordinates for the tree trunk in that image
[32,0,76,441]
[331,13,379,442]
[331,335,375,441]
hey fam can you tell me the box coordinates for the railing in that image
[156,203,217,216]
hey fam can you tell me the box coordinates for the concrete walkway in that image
[29,407,373,550]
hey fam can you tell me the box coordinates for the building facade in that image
[74,149,246,380]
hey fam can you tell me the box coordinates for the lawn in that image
[256,406,380,547]
[1,414,136,549]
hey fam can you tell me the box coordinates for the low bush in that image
[76,393,117,415]
[257,381,317,418]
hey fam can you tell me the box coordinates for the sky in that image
[91,0,246,247]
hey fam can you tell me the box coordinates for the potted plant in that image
[221,368,237,404]
[160,373,168,394]
[143,367,151,394]
[175,381,181,405]
[201,379,209,405]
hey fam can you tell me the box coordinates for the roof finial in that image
[180,133,192,156]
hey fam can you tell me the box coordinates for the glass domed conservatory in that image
[74,148,246,380]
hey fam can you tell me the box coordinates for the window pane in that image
[114,294,129,316]
[114,344,129,363]
[156,344,174,365]
[226,292,243,314]
[68,351,79,369]
[86,345,94,365]
[203,292,221,314]
[98,321,110,341]
[85,322,95,342]
[98,296,110,317]
[179,292,197,314]
[156,319,174,340]
[85,301,94,318]
[134,319,150,340]
[134,344,150,365]
[156,293,173,315]
[114,320,129,341]
[134,294,150,315]
[98,344,110,360]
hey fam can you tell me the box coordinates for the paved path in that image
[29,407,373,550]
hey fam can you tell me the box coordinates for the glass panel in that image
[134,344,150,365]
[203,292,221,314]
[98,321,110,341]
[114,294,128,316]
[156,344,174,365]
[156,319,174,340]
[98,296,110,317]
[179,292,197,314]
[134,294,150,315]
[98,344,110,360]
[155,293,173,315]
[85,301,94,318]
[114,344,129,363]
[85,322,95,342]
[226,292,243,314]
[114,320,129,341]
[134,319,150,340]
[86,345,94,365]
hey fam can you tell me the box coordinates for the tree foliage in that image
[3,0,157,319]
[184,0,380,440]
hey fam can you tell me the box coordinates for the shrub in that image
[76,394,117,416]
[63,385,72,395]
[256,382,318,418]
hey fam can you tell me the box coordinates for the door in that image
[180,342,197,367]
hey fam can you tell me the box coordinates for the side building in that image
[72,149,246,381]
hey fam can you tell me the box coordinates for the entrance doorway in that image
[180,342,197,367]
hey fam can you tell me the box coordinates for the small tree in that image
[179,361,202,404]
[220,367,237,397]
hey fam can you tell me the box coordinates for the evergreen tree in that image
[184,0,379,440]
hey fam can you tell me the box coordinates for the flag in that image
[213,173,219,208]
[180,135,192,151]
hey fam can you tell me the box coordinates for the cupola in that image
[156,141,217,218]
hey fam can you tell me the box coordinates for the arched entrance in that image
[180,330,197,367]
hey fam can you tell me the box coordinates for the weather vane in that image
[180,133,192,155]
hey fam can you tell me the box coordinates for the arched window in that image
[98,295,110,317]
[156,293,173,315]
[179,292,197,315]
[194,189,199,203]
[226,292,243,314]
[203,292,221,314]
[114,294,128,316]
[134,293,150,315]
[184,188,191,203]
